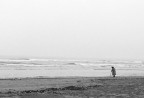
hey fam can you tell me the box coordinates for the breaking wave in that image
[0,58,144,70]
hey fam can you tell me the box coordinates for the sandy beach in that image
[0,76,144,98]
[0,58,144,98]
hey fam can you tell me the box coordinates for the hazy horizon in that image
[1,0,144,59]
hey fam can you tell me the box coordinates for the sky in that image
[0,0,144,59]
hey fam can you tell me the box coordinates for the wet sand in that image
[1,76,144,98]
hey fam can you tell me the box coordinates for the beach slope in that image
[0,77,144,98]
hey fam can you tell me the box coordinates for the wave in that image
[0,58,144,69]
[65,63,77,65]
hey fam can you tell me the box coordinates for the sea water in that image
[0,58,144,78]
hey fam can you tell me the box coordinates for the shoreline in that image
[0,75,144,79]
[0,68,144,79]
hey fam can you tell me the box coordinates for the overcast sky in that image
[0,0,144,59]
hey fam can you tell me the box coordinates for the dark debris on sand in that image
[1,77,144,98]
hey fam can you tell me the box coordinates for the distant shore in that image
[1,76,144,98]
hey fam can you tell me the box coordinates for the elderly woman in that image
[111,67,116,77]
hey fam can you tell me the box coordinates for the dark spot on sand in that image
[62,86,86,90]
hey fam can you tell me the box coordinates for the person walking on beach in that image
[111,67,116,77]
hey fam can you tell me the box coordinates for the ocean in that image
[0,58,144,78]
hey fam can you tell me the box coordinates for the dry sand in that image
[0,76,144,98]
